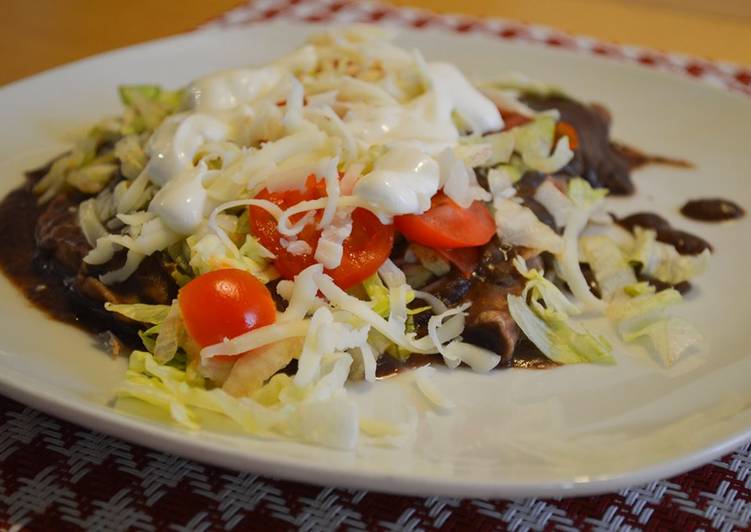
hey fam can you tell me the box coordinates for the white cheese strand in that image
[200,320,310,361]
[318,156,341,228]
[314,209,353,269]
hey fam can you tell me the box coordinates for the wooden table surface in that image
[1,0,750,86]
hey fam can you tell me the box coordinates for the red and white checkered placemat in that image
[2,1,751,530]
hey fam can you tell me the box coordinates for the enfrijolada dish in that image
[0,26,740,449]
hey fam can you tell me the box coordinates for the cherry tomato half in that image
[248,175,394,289]
[394,192,496,249]
[178,269,276,347]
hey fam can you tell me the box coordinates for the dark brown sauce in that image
[637,272,691,295]
[680,198,745,222]
[375,338,557,378]
[508,338,559,369]
[376,354,440,379]
[0,175,144,348]
[616,211,712,255]
[0,179,80,325]
[613,142,693,171]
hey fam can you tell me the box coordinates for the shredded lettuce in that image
[412,366,455,410]
[460,131,515,167]
[579,235,637,301]
[607,288,682,336]
[513,115,573,173]
[78,198,109,246]
[223,337,303,396]
[104,302,171,324]
[493,197,564,254]
[508,259,613,365]
[606,288,701,366]
[556,178,609,312]
[114,135,147,180]
[187,233,277,283]
[66,163,118,194]
[363,273,392,317]
[33,120,121,202]
[153,301,183,364]
[533,179,571,228]
[119,84,185,134]
[623,317,702,367]
[507,295,613,365]
[514,257,580,316]
[119,350,365,449]
[629,227,710,285]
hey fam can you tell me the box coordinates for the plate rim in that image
[3,365,751,499]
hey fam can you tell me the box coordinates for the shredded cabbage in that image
[119,350,364,449]
[507,295,614,365]
[556,178,609,312]
[629,227,710,285]
[533,179,571,228]
[607,289,701,366]
[513,115,573,173]
[104,302,171,324]
[507,260,613,365]
[119,84,185,134]
[413,366,455,410]
[153,301,183,363]
[493,197,563,254]
[579,235,637,301]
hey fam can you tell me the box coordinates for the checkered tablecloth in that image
[2,1,751,530]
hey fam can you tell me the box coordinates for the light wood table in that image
[1,0,750,86]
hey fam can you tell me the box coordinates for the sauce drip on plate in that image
[616,211,712,255]
[680,198,745,222]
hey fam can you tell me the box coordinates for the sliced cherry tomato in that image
[394,192,496,249]
[248,175,394,289]
[434,246,481,279]
[327,208,394,289]
[555,121,579,150]
[178,268,276,347]
[249,174,325,257]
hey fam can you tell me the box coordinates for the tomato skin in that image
[499,109,533,130]
[555,121,579,150]
[394,192,496,249]
[248,176,394,289]
[327,208,394,289]
[178,269,276,347]
[434,247,481,278]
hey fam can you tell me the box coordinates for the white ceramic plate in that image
[1,22,750,499]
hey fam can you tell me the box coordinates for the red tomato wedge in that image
[248,175,395,289]
[394,192,496,249]
[178,269,276,348]
[434,247,482,279]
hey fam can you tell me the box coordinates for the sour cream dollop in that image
[146,113,229,186]
[189,67,285,112]
[353,145,440,219]
[426,62,503,134]
[149,163,209,235]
